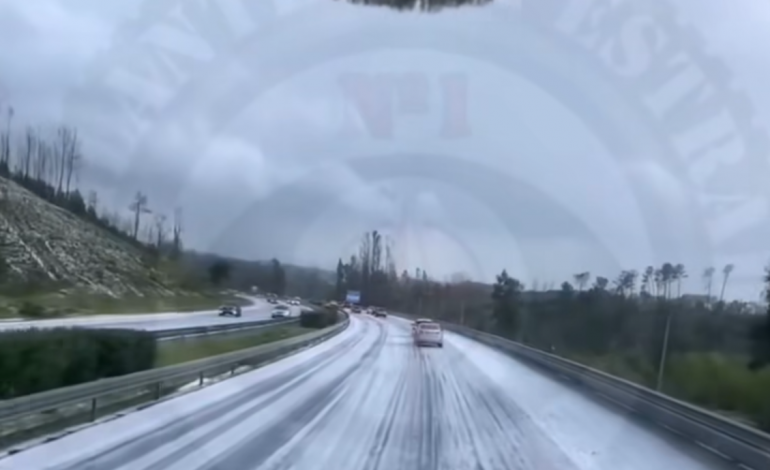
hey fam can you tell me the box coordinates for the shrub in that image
[299,307,339,329]
[17,301,52,318]
[570,350,770,432]
[0,327,157,399]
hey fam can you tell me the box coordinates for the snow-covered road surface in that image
[0,315,736,470]
[0,299,298,332]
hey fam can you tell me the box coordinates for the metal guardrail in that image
[1,316,300,340]
[150,317,298,339]
[416,316,770,470]
[0,315,349,438]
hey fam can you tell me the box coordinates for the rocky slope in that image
[0,177,174,296]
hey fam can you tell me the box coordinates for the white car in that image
[414,321,443,348]
[271,305,291,318]
[412,318,433,335]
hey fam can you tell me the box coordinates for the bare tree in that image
[0,105,14,170]
[674,263,687,298]
[128,191,151,239]
[19,127,36,180]
[660,263,676,299]
[613,270,637,297]
[720,264,735,302]
[702,267,715,303]
[32,131,51,183]
[573,272,590,291]
[384,236,397,281]
[358,231,372,301]
[171,207,183,257]
[154,213,167,247]
[53,127,76,194]
[44,132,57,185]
[63,128,82,194]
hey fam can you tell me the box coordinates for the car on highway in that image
[289,299,300,306]
[414,321,443,348]
[373,308,388,318]
[351,306,361,313]
[412,318,433,334]
[266,294,278,304]
[271,305,291,318]
[218,305,242,317]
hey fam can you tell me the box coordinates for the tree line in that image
[0,105,182,258]
[334,229,770,430]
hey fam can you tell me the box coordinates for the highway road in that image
[0,300,302,332]
[0,315,737,470]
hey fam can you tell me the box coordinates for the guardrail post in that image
[154,382,162,400]
[199,372,204,386]
[90,398,97,422]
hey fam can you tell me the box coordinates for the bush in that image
[299,307,339,329]
[0,327,157,399]
[570,350,770,432]
[17,301,54,318]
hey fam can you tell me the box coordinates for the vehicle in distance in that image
[271,305,291,318]
[373,308,387,318]
[266,294,278,304]
[289,298,300,306]
[219,305,242,317]
[412,318,433,334]
[414,321,443,347]
[351,306,361,313]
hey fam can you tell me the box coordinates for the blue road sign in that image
[345,290,361,304]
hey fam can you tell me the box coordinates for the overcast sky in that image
[1,0,769,300]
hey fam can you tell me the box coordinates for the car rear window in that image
[419,323,441,331]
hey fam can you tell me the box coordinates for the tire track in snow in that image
[418,347,443,470]
[56,321,372,470]
[360,343,411,470]
[275,318,417,470]
[193,319,390,470]
[434,340,581,470]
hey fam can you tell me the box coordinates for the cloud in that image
[1,0,770,301]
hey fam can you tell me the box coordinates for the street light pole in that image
[656,308,673,391]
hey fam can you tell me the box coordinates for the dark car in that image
[373,309,388,318]
[351,306,361,313]
[219,305,242,317]
[266,294,278,304]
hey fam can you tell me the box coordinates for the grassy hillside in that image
[0,176,173,296]
[0,176,248,317]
